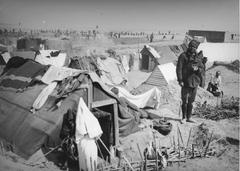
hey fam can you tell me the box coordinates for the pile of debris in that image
[194,97,239,121]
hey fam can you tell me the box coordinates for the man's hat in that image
[188,40,200,49]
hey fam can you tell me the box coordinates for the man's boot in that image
[186,103,195,123]
[181,103,187,120]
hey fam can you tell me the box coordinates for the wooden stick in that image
[177,125,184,147]
[177,127,180,159]
[137,143,144,161]
[144,152,147,171]
[122,155,135,171]
[191,144,194,158]
[204,131,214,157]
[155,148,158,171]
[90,157,93,171]
[94,161,97,171]
[186,127,192,149]
[173,136,176,151]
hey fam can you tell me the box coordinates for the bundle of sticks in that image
[194,102,239,121]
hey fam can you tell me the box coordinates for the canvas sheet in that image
[153,46,177,65]
[97,57,127,86]
[41,65,86,84]
[157,63,177,84]
[116,86,161,109]
[35,50,67,67]
[120,55,129,74]
[0,83,86,159]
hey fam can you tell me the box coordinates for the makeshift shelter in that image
[0,59,120,159]
[140,45,160,72]
[10,51,36,60]
[136,62,178,106]
[17,38,43,51]
[144,63,177,90]
[140,45,161,72]
[140,45,178,72]
[188,30,225,43]
[0,55,147,162]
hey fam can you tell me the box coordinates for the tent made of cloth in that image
[140,45,177,72]
[138,63,177,106]
[0,61,142,159]
[144,63,177,87]
[158,63,177,84]
[140,45,160,72]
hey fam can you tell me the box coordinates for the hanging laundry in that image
[75,97,102,171]
[116,86,161,109]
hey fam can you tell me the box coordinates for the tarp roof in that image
[144,45,161,58]
[152,45,178,64]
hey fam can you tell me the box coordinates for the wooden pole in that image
[137,143,144,161]
[186,127,192,149]
[204,131,214,157]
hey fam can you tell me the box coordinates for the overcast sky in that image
[0,0,239,32]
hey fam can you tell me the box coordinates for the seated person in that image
[207,71,223,97]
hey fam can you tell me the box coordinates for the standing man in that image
[176,40,203,123]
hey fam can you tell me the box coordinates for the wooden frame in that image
[80,81,119,146]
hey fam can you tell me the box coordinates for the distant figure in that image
[207,71,223,97]
[150,33,154,43]
[146,35,149,41]
[171,35,175,40]
[163,35,166,40]
[129,54,134,71]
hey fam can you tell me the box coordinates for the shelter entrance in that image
[142,54,149,70]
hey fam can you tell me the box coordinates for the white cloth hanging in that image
[116,86,161,109]
[75,97,102,171]
[77,136,98,171]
